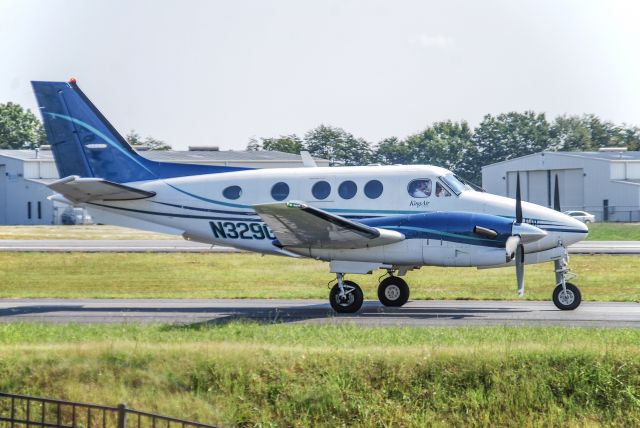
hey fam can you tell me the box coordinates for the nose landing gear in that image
[552,251,582,310]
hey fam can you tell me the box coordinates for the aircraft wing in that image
[48,175,156,203]
[253,201,404,249]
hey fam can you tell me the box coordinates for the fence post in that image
[117,403,127,428]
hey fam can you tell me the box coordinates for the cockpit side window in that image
[435,182,451,197]
[408,179,432,198]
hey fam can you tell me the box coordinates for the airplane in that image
[32,79,589,313]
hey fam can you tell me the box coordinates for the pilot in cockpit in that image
[436,182,451,197]
[410,179,431,197]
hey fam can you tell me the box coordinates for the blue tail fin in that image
[32,80,248,183]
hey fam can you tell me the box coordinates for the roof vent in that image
[189,146,219,151]
[598,147,627,152]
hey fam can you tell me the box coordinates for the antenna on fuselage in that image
[300,151,318,168]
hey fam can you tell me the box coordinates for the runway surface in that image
[0,298,638,327]
[1,239,639,254]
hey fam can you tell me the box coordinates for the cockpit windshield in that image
[440,174,471,195]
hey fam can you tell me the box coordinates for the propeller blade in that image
[553,174,561,212]
[516,244,524,296]
[515,172,523,223]
[505,235,520,262]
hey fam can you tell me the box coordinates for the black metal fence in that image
[0,393,218,428]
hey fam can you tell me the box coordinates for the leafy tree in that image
[373,137,411,165]
[246,137,261,151]
[619,125,640,151]
[473,112,551,172]
[0,102,46,149]
[406,120,477,180]
[550,114,640,152]
[374,121,478,181]
[125,130,171,150]
[304,124,372,166]
[549,115,594,151]
[246,135,304,154]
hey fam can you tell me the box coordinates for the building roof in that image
[549,151,640,161]
[482,150,640,169]
[0,149,326,163]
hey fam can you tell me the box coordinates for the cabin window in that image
[338,180,357,199]
[271,182,290,201]
[311,181,331,200]
[436,182,451,197]
[223,185,242,200]
[407,179,432,198]
[364,180,383,199]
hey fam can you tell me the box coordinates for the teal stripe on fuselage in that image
[385,225,500,243]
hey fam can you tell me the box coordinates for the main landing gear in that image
[552,250,582,310]
[329,271,411,313]
[329,273,364,313]
[377,274,410,307]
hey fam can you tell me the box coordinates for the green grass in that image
[1,322,640,426]
[0,225,173,240]
[0,252,638,301]
[586,222,640,241]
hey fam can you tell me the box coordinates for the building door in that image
[555,169,584,211]
[527,170,548,206]
[0,165,6,224]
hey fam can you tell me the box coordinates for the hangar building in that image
[0,147,329,225]
[482,149,640,222]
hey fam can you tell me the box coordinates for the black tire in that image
[377,276,410,307]
[329,280,364,313]
[552,282,582,310]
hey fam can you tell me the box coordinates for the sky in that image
[1,0,639,150]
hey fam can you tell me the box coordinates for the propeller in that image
[553,174,561,212]
[509,172,533,297]
[474,171,546,298]
[515,173,523,223]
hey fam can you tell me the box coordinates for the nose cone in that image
[513,222,548,243]
[568,215,589,234]
[561,212,589,244]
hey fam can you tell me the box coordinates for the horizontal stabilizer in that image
[254,201,404,249]
[48,175,156,203]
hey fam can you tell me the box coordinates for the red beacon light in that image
[69,77,77,84]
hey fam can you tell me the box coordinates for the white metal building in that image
[0,148,329,225]
[482,149,640,222]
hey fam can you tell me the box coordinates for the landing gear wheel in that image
[552,282,581,310]
[377,276,410,307]
[330,280,364,313]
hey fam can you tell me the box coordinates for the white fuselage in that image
[84,165,588,269]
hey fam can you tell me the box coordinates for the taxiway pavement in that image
[0,240,639,254]
[0,299,638,327]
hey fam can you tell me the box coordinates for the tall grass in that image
[1,323,640,426]
[0,253,638,301]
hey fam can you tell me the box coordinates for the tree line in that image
[248,112,640,183]
[2,101,639,184]
[0,102,170,151]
